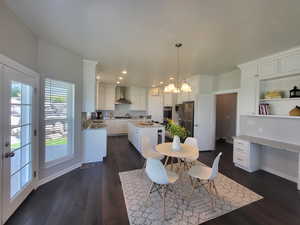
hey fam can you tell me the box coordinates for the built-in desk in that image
[233,135,300,190]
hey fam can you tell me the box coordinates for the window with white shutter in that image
[44,79,75,164]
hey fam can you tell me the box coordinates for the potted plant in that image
[165,119,188,143]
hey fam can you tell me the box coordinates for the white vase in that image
[172,135,181,152]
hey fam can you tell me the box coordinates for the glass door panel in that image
[9,81,33,198]
[2,65,37,223]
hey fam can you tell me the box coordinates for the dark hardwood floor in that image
[5,136,300,225]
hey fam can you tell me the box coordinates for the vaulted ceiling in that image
[5,0,300,87]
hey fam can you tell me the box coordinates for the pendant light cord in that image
[175,43,182,91]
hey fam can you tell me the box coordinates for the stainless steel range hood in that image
[115,86,131,104]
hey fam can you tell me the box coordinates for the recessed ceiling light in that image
[159,81,164,84]
[169,77,174,80]
[152,85,156,88]
[96,75,101,80]
[122,70,127,74]
[119,76,123,80]
[116,81,120,84]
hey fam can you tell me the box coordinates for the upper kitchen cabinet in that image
[280,50,300,75]
[96,83,116,110]
[238,62,259,116]
[176,75,214,104]
[163,93,173,106]
[83,60,98,112]
[259,58,279,78]
[258,47,300,80]
[128,86,147,111]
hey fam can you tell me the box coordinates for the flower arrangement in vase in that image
[165,119,188,151]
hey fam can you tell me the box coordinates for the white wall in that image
[0,0,37,70]
[37,39,83,179]
[214,69,241,92]
[240,115,299,181]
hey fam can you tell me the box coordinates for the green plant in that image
[166,119,188,140]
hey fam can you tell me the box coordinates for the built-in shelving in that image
[243,114,300,119]
[258,73,300,116]
[260,97,300,102]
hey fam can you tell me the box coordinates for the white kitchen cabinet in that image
[128,122,165,153]
[238,63,259,116]
[233,138,260,172]
[96,83,116,110]
[105,119,130,135]
[176,75,213,104]
[163,93,173,106]
[281,50,300,74]
[148,90,164,123]
[128,86,147,111]
[83,128,107,163]
[259,59,279,78]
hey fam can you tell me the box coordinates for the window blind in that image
[44,78,75,163]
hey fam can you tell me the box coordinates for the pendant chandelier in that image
[164,43,192,93]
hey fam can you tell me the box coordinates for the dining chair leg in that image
[171,157,174,171]
[162,185,167,220]
[203,181,214,208]
[212,180,219,198]
[164,156,170,167]
[146,182,155,201]
[188,178,196,207]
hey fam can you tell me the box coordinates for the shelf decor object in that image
[290,86,300,98]
[259,103,270,115]
[289,106,300,116]
[264,91,283,99]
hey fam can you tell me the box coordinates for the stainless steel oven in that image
[163,106,172,124]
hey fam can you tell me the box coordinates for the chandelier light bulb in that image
[168,83,176,91]
[181,81,192,92]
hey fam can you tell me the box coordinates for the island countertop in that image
[129,121,165,128]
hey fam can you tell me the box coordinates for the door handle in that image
[5,142,10,147]
[4,152,15,158]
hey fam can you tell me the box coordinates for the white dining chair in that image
[187,152,222,207]
[182,137,199,169]
[141,136,164,174]
[145,158,179,220]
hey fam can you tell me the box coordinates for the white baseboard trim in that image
[261,166,298,183]
[38,162,82,187]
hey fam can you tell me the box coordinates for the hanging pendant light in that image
[163,42,192,93]
[181,80,192,92]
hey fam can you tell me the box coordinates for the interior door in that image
[1,66,37,223]
[194,95,216,151]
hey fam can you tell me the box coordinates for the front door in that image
[1,65,37,223]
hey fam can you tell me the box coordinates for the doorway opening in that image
[215,92,238,144]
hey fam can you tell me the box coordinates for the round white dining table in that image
[156,142,198,159]
[155,142,198,170]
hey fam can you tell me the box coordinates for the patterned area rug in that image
[119,162,263,225]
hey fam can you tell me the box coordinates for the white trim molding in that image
[214,88,240,95]
[0,54,39,78]
[37,162,82,188]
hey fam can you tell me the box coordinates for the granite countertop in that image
[103,117,143,120]
[130,121,165,128]
[83,120,107,130]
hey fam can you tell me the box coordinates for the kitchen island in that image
[128,121,165,153]
[82,120,107,163]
